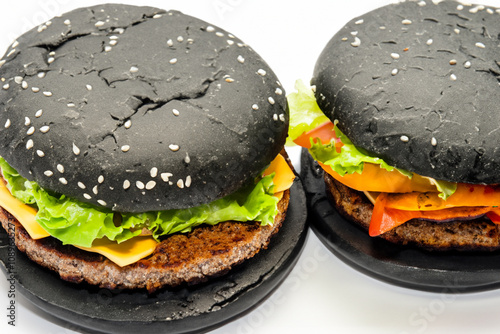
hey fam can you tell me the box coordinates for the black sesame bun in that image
[0,3,298,294]
[0,4,288,213]
[313,0,500,184]
[306,0,500,251]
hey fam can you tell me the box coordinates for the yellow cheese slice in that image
[0,177,50,239]
[75,236,158,267]
[262,154,296,193]
[0,177,156,266]
[274,191,284,201]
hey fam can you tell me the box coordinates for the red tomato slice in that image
[369,192,500,236]
[293,121,341,150]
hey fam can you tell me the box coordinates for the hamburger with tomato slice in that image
[289,0,500,250]
[0,4,295,292]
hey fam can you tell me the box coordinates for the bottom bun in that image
[324,173,500,251]
[0,189,289,292]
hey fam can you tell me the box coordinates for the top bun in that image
[313,0,500,184]
[0,4,288,212]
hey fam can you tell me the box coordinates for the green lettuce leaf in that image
[287,79,457,199]
[0,157,279,247]
[288,79,412,177]
[309,132,457,199]
[431,179,457,200]
[0,159,37,205]
[308,128,412,177]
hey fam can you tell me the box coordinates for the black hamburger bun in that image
[0,4,291,289]
[0,4,288,213]
[311,0,500,250]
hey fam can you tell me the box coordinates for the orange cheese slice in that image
[262,153,296,193]
[75,236,158,267]
[0,177,50,239]
[274,191,284,201]
[382,184,500,211]
[320,162,437,194]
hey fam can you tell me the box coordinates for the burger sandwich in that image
[0,4,295,291]
[289,0,500,250]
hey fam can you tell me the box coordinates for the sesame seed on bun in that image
[0,4,288,213]
[313,0,500,184]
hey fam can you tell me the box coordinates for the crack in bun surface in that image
[312,0,500,184]
[0,4,289,212]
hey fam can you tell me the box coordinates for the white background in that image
[2,0,500,333]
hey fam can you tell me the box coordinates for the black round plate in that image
[0,180,308,334]
[301,148,500,293]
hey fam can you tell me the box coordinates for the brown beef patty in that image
[0,189,289,292]
[324,173,500,251]
[0,3,293,294]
